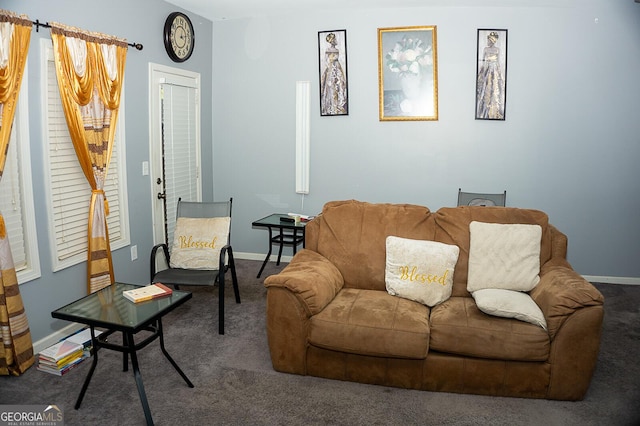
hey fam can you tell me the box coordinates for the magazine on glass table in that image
[123,283,173,303]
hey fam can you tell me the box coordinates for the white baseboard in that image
[32,322,86,355]
[581,275,640,285]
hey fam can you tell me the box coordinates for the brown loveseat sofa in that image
[264,200,605,400]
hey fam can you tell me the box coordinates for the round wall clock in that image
[163,12,195,62]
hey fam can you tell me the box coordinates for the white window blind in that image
[0,67,41,283]
[161,83,199,246]
[0,124,27,270]
[43,41,129,271]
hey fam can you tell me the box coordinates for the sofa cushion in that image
[311,200,435,291]
[472,289,547,330]
[170,217,230,270]
[468,222,541,292]
[385,236,460,307]
[429,297,549,361]
[310,288,430,359]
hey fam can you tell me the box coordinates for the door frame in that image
[148,63,202,247]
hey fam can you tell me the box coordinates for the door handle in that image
[157,192,166,199]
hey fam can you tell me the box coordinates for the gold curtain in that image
[0,10,34,376]
[50,23,127,293]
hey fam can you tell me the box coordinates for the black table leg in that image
[122,331,128,372]
[292,229,298,256]
[158,319,194,387]
[276,228,284,265]
[125,332,154,426]
[257,227,273,278]
[75,326,99,410]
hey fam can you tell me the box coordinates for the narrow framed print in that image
[318,29,348,116]
[378,26,438,121]
[475,29,508,120]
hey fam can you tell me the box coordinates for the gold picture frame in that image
[378,26,438,121]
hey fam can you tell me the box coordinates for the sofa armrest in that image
[530,266,604,339]
[264,249,344,316]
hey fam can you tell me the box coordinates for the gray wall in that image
[3,0,640,344]
[3,0,213,342]
[212,1,640,280]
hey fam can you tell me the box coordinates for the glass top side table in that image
[51,282,193,426]
[252,214,307,278]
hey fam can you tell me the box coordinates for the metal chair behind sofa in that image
[457,188,506,207]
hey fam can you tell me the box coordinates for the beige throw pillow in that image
[467,221,542,292]
[385,236,460,307]
[472,288,547,330]
[170,217,230,270]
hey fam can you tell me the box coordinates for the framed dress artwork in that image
[318,29,348,116]
[475,29,508,120]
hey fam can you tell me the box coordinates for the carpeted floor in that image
[1,259,639,426]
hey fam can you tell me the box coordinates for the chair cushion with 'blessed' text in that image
[170,217,231,270]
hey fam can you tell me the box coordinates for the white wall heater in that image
[295,81,310,194]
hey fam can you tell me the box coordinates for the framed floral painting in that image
[318,29,348,116]
[475,29,508,120]
[377,26,438,121]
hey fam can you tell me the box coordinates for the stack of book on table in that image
[123,283,173,303]
[37,327,101,376]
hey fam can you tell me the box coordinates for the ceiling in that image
[164,0,574,21]
[165,0,447,21]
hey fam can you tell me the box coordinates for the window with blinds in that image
[43,41,130,271]
[0,69,41,284]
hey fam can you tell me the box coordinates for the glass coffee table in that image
[51,282,193,426]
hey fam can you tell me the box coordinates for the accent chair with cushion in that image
[263,200,604,400]
[150,198,240,334]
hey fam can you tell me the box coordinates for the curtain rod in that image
[31,19,143,51]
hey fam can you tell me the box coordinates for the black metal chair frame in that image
[457,188,506,207]
[150,198,240,334]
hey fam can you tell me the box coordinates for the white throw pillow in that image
[170,217,231,270]
[385,236,460,307]
[472,288,547,330]
[467,221,542,293]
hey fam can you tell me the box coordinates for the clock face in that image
[164,12,195,62]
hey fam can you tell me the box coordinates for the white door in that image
[149,64,202,250]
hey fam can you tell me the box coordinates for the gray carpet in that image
[1,259,639,426]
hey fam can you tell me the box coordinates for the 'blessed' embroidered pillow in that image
[385,236,460,307]
[170,217,230,270]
